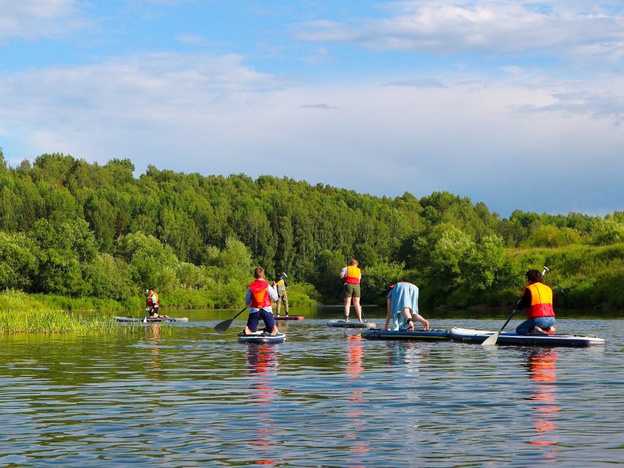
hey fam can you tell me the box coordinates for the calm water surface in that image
[0,308,622,467]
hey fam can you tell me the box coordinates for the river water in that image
[0,308,622,467]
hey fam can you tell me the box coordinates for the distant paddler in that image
[242,267,280,336]
[384,281,429,331]
[272,272,289,317]
[515,269,556,335]
[146,288,169,319]
[340,258,364,323]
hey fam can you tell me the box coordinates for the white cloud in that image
[294,1,624,69]
[0,0,87,43]
[1,50,623,215]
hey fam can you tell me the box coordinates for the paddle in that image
[214,307,248,333]
[482,266,550,346]
[481,308,518,346]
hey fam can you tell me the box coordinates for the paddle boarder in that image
[272,272,289,316]
[340,258,364,323]
[242,267,280,336]
[515,269,556,335]
[383,281,429,331]
[146,288,169,319]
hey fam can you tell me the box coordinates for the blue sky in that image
[1,1,624,217]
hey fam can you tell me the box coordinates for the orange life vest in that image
[344,265,361,284]
[525,283,554,319]
[249,280,271,308]
[147,292,159,307]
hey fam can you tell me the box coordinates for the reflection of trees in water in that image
[526,349,560,458]
[245,344,280,465]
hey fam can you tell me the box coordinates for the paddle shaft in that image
[481,309,517,346]
[214,307,248,333]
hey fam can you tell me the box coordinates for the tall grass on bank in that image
[0,290,126,334]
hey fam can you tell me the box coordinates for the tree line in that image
[1,150,623,310]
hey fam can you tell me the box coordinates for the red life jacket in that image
[344,265,361,284]
[249,280,271,308]
[525,283,554,319]
[147,292,159,307]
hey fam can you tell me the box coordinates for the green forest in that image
[1,150,624,312]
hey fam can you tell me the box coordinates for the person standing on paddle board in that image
[383,281,429,331]
[272,272,289,316]
[243,267,280,336]
[146,288,169,319]
[515,269,556,335]
[340,259,364,323]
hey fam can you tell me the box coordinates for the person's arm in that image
[383,297,392,330]
[340,267,347,279]
[516,288,532,310]
[268,285,278,302]
[245,289,251,307]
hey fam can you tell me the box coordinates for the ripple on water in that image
[0,318,621,466]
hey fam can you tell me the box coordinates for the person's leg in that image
[352,296,363,322]
[516,318,536,335]
[401,307,413,330]
[276,294,282,316]
[532,317,556,334]
[344,296,352,321]
[244,311,260,334]
[260,310,278,335]
[283,291,289,315]
[412,313,429,330]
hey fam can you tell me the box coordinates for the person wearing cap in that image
[272,272,289,316]
[515,269,556,335]
[383,281,429,331]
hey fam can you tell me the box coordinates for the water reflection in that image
[385,341,431,374]
[344,334,370,465]
[146,324,162,380]
[245,344,280,465]
[526,349,560,458]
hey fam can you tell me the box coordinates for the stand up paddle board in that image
[327,320,376,329]
[449,327,605,347]
[274,315,305,321]
[115,316,189,323]
[362,329,450,341]
[238,332,286,344]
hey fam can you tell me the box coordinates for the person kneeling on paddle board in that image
[243,267,279,336]
[146,288,169,319]
[383,281,429,331]
[515,269,556,335]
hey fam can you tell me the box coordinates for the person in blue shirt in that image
[383,281,429,331]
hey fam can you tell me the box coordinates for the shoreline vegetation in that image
[0,152,623,334]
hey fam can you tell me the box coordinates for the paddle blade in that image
[214,307,248,334]
[214,319,234,334]
[481,332,500,346]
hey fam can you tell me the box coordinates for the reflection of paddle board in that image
[115,316,189,323]
[449,327,606,347]
[238,332,286,344]
[362,329,450,341]
[327,320,376,329]
[274,315,305,321]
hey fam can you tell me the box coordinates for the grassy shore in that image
[0,290,134,334]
